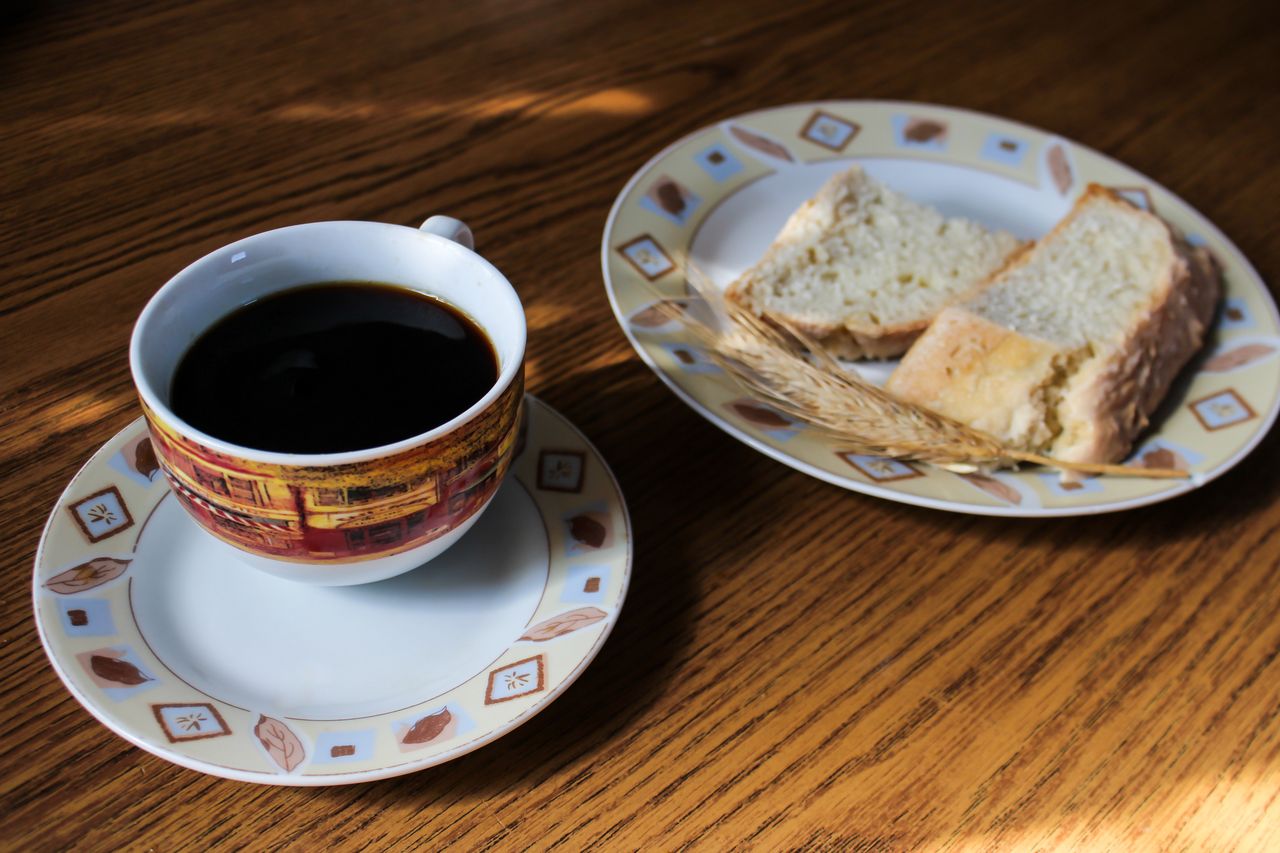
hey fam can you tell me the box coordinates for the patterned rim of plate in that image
[32,395,631,785]
[601,100,1280,517]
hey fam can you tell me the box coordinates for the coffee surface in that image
[171,282,497,453]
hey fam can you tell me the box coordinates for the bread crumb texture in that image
[727,165,1022,358]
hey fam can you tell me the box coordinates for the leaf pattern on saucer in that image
[569,514,608,548]
[43,558,131,594]
[730,401,791,428]
[403,709,454,745]
[630,301,686,329]
[134,438,160,479]
[960,473,1021,505]
[1138,447,1189,471]
[729,125,793,162]
[254,714,305,773]
[1047,143,1073,194]
[1203,343,1275,372]
[520,607,608,642]
[653,178,686,216]
[904,118,946,143]
[90,654,152,686]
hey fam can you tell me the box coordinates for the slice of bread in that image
[725,165,1022,359]
[886,185,1221,465]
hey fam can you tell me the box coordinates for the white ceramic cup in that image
[129,217,526,585]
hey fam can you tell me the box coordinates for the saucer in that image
[33,396,631,785]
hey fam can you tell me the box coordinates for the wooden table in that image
[3,0,1279,848]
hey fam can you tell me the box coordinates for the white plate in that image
[33,396,630,785]
[602,100,1280,516]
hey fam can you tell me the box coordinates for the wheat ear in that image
[637,264,1186,480]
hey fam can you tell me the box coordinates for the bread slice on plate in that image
[886,185,1221,466]
[725,164,1023,359]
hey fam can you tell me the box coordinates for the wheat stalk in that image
[643,264,1186,480]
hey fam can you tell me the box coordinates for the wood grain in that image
[2,0,1279,849]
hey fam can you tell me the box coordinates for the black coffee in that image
[171,282,498,453]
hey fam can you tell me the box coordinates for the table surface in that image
[3,0,1279,849]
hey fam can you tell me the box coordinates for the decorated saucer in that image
[602,100,1280,517]
[33,396,631,785]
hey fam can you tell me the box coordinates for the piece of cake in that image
[725,165,1023,359]
[886,185,1221,465]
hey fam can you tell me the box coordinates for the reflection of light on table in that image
[24,87,658,135]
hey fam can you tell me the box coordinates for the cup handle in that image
[419,216,475,251]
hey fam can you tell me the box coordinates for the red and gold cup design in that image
[130,217,527,585]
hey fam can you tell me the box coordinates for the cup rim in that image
[129,220,527,466]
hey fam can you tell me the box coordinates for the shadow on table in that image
[306,356,763,808]
[303,346,1280,816]
[985,422,1280,551]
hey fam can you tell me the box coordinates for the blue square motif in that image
[313,730,376,763]
[659,343,720,374]
[801,111,859,152]
[562,563,608,605]
[58,598,117,637]
[1111,187,1153,211]
[1037,472,1104,496]
[486,657,544,704]
[840,454,921,482]
[981,133,1028,166]
[618,237,675,280]
[695,144,743,182]
[1219,298,1254,331]
[1192,390,1255,430]
[154,702,229,741]
[70,487,133,543]
[1127,438,1205,470]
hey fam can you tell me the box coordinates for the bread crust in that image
[886,307,1067,448]
[887,185,1223,466]
[1052,227,1220,463]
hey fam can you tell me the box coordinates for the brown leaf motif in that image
[652,179,686,216]
[43,557,130,594]
[1203,343,1276,372]
[134,438,160,479]
[904,118,946,143]
[1139,447,1188,471]
[729,125,793,162]
[254,714,305,772]
[520,607,608,642]
[569,514,608,548]
[730,401,791,428]
[630,301,685,329]
[960,473,1022,505]
[403,709,453,745]
[1047,144,1073,194]
[90,654,152,686]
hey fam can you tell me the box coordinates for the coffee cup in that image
[129,217,526,585]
